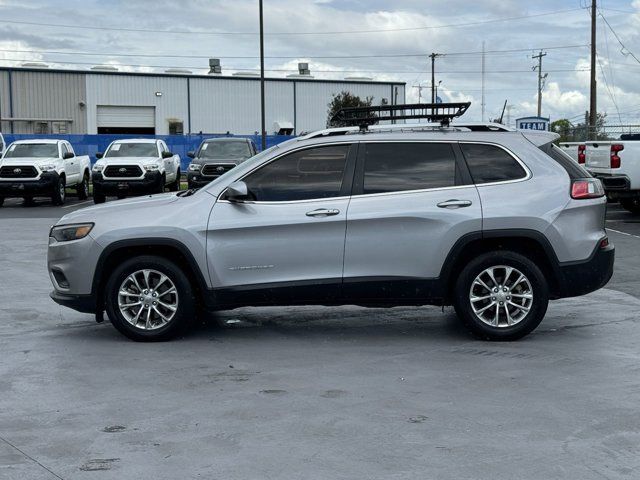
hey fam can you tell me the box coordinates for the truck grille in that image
[202,164,236,177]
[0,165,38,178]
[104,165,143,178]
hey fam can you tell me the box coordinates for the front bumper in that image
[0,172,58,198]
[92,171,162,196]
[186,172,220,188]
[50,290,96,314]
[558,243,615,298]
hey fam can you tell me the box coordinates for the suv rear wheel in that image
[104,255,195,341]
[453,251,549,341]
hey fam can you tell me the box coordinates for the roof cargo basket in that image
[330,102,471,130]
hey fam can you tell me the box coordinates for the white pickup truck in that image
[0,133,5,157]
[584,137,640,214]
[91,138,181,204]
[0,139,91,206]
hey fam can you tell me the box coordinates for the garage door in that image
[97,106,155,134]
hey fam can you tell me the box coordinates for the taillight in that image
[571,178,605,199]
[578,144,586,164]
[610,144,623,168]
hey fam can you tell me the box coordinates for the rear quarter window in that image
[460,143,527,184]
[539,143,591,179]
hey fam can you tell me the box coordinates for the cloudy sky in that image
[1,0,640,126]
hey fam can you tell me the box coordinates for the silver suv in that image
[48,126,614,341]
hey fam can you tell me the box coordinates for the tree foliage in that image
[327,91,374,127]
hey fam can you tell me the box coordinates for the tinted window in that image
[363,143,457,194]
[461,144,527,184]
[199,141,251,160]
[540,143,591,179]
[243,145,349,201]
[105,142,158,158]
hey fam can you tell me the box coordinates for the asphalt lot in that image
[1,199,640,479]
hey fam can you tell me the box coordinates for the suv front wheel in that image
[453,251,549,341]
[104,255,195,341]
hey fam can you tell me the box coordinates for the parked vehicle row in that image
[0,136,259,206]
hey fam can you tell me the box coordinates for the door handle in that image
[437,199,472,209]
[306,208,340,217]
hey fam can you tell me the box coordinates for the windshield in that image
[105,142,158,158]
[5,143,58,158]
[198,141,251,159]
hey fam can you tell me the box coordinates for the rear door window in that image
[361,142,459,195]
[460,143,527,184]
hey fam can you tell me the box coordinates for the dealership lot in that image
[1,203,640,479]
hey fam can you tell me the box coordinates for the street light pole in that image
[259,0,266,150]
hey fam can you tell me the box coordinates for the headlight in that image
[49,223,94,242]
[92,164,104,172]
[39,164,56,172]
[143,164,159,172]
[188,163,201,171]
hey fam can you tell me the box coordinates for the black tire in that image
[77,172,90,200]
[104,255,196,341]
[169,169,180,192]
[51,175,66,205]
[620,198,640,214]
[155,174,165,194]
[116,194,127,200]
[452,251,549,341]
[93,192,106,204]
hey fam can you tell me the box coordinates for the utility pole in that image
[532,50,548,117]
[589,0,597,138]
[412,84,428,103]
[429,53,443,104]
[259,0,266,150]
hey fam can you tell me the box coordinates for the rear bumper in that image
[0,172,58,197]
[92,171,162,195]
[50,290,96,314]
[557,243,615,298]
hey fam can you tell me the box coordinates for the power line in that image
[0,8,584,36]
[0,44,590,60]
[0,58,591,74]
[598,11,640,64]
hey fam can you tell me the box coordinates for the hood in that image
[98,156,158,165]
[57,192,180,225]
[0,156,58,166]
[193,156,246,165]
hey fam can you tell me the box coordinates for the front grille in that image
[104,165,143,178]
[202,164,236,177]
[0,165,38,178]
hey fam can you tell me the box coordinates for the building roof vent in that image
[165,68,192,75]
[208,58,222,75]
[287,62,314,79]
[91,65,119,71]
[21,62,49,68]
[232,71,260,77]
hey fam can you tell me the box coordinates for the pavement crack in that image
[0,434,65,480]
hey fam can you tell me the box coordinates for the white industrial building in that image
[0,63,406,135]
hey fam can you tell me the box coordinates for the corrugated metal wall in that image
[0,68,406,135]
[86,74,189,134]
[7,70,87,134]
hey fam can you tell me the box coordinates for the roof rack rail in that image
[330,102,471,129]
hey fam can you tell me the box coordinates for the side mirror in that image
[162,151,173,159]
[225,181,249,202]
[63,152,75,160]
[96,152,104,159]
[187,151,195,158]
